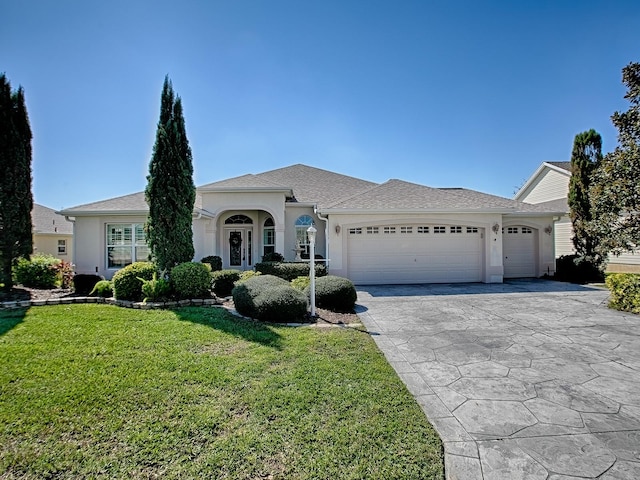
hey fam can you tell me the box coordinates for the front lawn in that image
[0,305,443,479]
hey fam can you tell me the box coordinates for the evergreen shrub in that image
[13,254,61,289]
[232,275,289,318]
[200,255,222,272]
[90,280,113,297]
[606,273,640,314]
[73,274,103,295]
[255,261,327,281]
[171,262,211,299]
[308,275,357,312]
[112,262,157,301]
[212,269,242,297]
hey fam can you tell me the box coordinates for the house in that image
[58,164,561,284]
[32,203,73,261]
[514,161,640,273]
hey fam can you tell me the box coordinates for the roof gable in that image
[514,161,571,201]
[32,204,73,234]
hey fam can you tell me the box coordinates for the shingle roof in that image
[32,204,73,234]
[200,164,377,207]
[547,161,571,172]
[58,191,205,215]
[323,180,559,213]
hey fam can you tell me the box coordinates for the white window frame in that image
[295,215,316,255]
[57,239,67,255]
[106,223,149,269]
[263,218,275,256]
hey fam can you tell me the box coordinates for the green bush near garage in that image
[307,275,357,312]
[606,273,640,314]
[255,261,327,281]
[232,274,308,322]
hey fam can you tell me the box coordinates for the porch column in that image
[275,226,285,258]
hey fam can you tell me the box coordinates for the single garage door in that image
[347,224,483,284]
[503,226,537,278]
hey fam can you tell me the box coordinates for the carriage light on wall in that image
[492,223,500,234]
[545,225,553,235]
[335,224,341,235]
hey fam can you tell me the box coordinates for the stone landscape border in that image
[0,296,221,310]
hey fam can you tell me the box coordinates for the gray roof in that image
[547,161,571,172]
[200,164,377,207]
[536,197,569,213]
[59,191,205,216]
[324,180,559,214]
[33,204,73,234]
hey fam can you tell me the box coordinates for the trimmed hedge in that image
[232,275,308,322]
[112,262,157,301]
[309,275,357,312]
[212,269,242,297]
[73,274,103,295]
[606,273,640,314]
[171,262,211,299]
[201,255,222,272]
[255,261,327,282]
[13,254,62,289]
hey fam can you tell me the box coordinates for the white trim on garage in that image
[347,223,484,284]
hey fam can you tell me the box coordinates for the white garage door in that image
[503,226,537,278]
[347,224,483,284]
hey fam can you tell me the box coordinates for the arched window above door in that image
[225,214,253,224]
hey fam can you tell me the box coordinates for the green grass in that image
[0,305,443,479]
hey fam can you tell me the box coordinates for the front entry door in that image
[227,228,252,269]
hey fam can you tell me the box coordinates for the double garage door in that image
[347,224,483,285]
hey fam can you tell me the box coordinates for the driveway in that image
[356,280,640,480]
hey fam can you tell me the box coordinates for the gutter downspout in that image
[64,216,77,272]
[314,206,329,269]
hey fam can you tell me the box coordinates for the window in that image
[349,227,362,235]
[106,223,149,269]
[522,227,533,234]
[434,226,446,234]
[225,214,253,224]
[450,226,462,234]
[400,226,413,234]
[467,226,478,233]
[366,226,379,234]
[295,215,316,255]
[263,218,275,255]
[57,239,67,255]
[417,226,429,233]
[507,227,518,234]
[383,226,396,234]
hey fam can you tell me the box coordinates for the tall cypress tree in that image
[145,76,195,272]
[0,74,33,290]
[568,129,603,268]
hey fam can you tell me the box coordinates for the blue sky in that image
[2,0,639,210]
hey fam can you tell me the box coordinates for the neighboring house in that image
[515,161,640,273]
[59,164,561,284]
[32,203,74,261]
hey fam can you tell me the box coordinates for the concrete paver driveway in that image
[356,280,640,480]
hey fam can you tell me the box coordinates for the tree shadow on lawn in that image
[0,308,27,337]
[172,306,283,350]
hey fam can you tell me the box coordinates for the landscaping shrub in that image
[171,262,212,299]
[13,254,62,289]
[606,273,640,314]
[255,261,327,281]
[232,275,289,318]
[261,251,284,262]
[212,269,242,297]
[89,280,113,297]
[235,270,262,284]
[308,275,357,312]
[255,286,308,323]
[112,262,157,301]
[555,254,603,284]
[140,272,172,302]
[73,274,103,295]
[291,275,310,291]
[200,255,222,272]
[55,260,74,289]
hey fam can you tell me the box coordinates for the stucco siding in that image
[33,234,73,261]
[519,168,570,204]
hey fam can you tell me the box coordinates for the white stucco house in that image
[515,161,640,273]
[32,204,73,261]
[59,164,561,284]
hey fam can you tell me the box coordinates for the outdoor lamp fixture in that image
[335,224,341,235]
[545,225,553,235]
[307,225,317,318]
[492,223,500,234]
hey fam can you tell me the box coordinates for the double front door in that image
[226,228,252,270]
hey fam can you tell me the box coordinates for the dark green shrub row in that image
[201,255,222,272]
[606,273,640,314]
[255,261,327,281]
[307,275,357,312]
[232,275,307,322]
[12,254,73,289]
[555,254,603,284]
[212,269,242,297]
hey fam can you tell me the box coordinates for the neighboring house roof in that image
[32,204,73,235]
[546,161,571,172]
[199,164,377,207]
[536,198,569,213]
[322,179,560,214]
[514,161,571,201]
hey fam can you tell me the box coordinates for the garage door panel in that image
[503,227,536,278]
[348,227,482,284]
